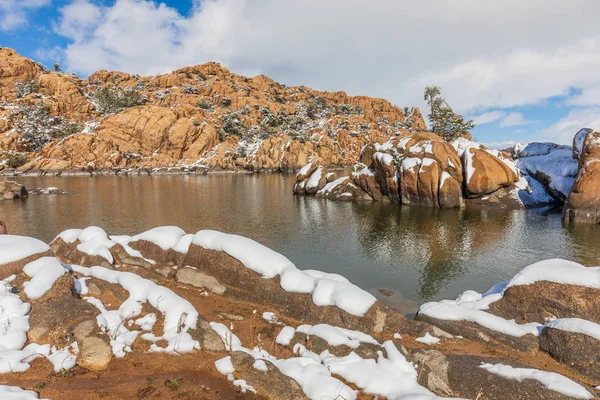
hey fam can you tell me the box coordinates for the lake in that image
[2,174,599,315]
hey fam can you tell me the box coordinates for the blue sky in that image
[2,0,600,146]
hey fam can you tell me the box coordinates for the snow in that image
[0,343,50,373]
[135,313,157,331]
[276,326,296,345]
[451,138,479,157]
[129,226,186,250]
[262,312,280,324]
[173,233,194,253]
[418,302,541,337]
[57,227,116,263]
[215,356,235,375]
[463,148,476,184]
[440,171,452,187]
[74,276,90,295]
[375,141,393,152]
[353,165,374,177]
[513,142,571,158]
[68,264,200,355]
[0,276,32,353]
[415,332,440,345]
[510,175,555,208]
[546,318,600,341]
[374,151,393,165]
[420,259,600,340]
[507,259,600,289]
[306,166,324,190]
[480,363,592,399]
[211,322,356,400]
[573,128,592,159]
[298,162,313,177]
[22,257,66,299]
[253,359,268,371]
[275,356,357,400]
[421,157,435,168]
[0,386,46,400]
[47,342,78,372]
[193,231,376,316]
[402,157,422,171]
[516,148,577,198]
[317,177,349,196]
[110,235,156,264]
[294,324,379,349]
[322,340,442,399]
[0,275,57,373]
[85,296,140,357]
[233,379,256,393]
[0,235,50,265]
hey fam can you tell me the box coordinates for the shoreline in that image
[0,165,352,177]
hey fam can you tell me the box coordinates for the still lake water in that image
[2,174,600,313]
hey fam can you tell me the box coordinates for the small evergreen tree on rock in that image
[424,86,474,141]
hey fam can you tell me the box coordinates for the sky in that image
[1,0,600,146]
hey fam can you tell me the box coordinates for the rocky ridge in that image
[0,47,426,175]
[1,226,598,399]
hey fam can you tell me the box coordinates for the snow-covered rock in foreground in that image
[3,227,599,399]
[0,235,49,265]
[418,258,600,391]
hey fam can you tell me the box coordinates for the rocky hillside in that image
[0,47,427,174]
[1,227,598,399]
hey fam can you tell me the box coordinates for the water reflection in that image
[1,174,599,306]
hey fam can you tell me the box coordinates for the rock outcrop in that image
[563,129,600,224]
[0,47,427,174]
[294,133,552,209]
[463,147,518,198]
[0,180,27,199]
[416,258,600,391]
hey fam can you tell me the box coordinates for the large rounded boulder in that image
[462,148,518,198]
[563,130,600,224]
[397,132,464,208]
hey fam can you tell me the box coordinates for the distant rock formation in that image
[295,133,544,209]
[0,47,427,174]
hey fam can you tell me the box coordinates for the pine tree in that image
[423,86,474,141]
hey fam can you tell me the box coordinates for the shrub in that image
[92,87,147,115]
[335,103,363,116]
[220,112,247,140]
[13,103,81,150]
[196,99,214,110]
[2,151,28,168]
[181,84,198,94]
[424,85,474,141]
[15,80,37,98]
[221,97,232,107]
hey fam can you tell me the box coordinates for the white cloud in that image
[540,107,600,145]
[566,85,600,106]
[0,0,50,31]
[54,0,600,117]
[472,111,506,125]
[499,112,534,127]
